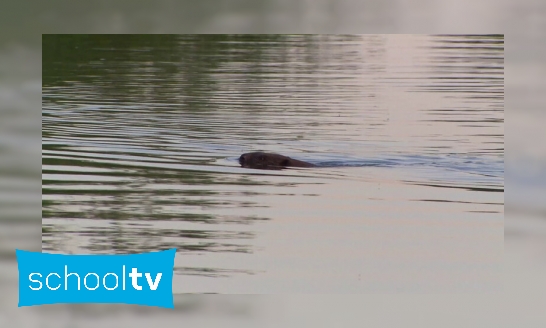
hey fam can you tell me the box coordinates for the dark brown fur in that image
[239,152,315,170]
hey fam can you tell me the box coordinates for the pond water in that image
[42,35,503,293]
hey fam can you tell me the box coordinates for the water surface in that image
[42,35,503,293]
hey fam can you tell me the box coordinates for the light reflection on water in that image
[42,35,503,293]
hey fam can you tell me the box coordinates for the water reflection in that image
[43,35,503,292]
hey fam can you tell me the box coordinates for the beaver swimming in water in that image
[239,152,316,170]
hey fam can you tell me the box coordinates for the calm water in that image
[42,35,503,293]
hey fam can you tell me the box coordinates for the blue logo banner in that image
[16,248,176,308]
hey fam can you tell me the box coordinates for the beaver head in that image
[239,152,315,170]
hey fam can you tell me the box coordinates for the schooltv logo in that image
[16,248,176,308]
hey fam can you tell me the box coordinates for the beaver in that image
[239,152,315,170]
